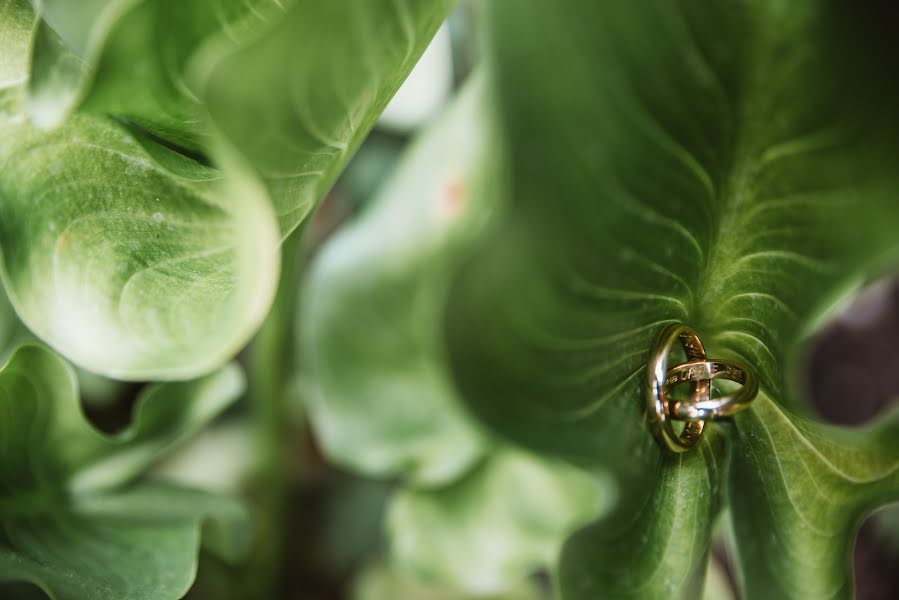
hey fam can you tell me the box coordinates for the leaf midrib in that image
[694,11,773,332]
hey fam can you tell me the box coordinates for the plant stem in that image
[247,224,305,598]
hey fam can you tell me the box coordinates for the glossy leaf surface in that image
[1,0,280,380]
[0,113,280,379]
[31,0,456,235]
[0,345,248,600]
[444,1,899,597]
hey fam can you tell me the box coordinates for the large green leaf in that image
[2,0,454,378]
[204,0,456,235]
[30,0,456,235]
[560,433,725,599]
[0,345,248,600]
[1,0,281,380]
[443,1,899,597]
[0,113,280,379]
[27,0,295,142]
[303,74,494,486]
[303,73,605,593]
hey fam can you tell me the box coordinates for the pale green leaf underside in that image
[304,74,605,594]
[0,483,247,600]
[0,112,279,380]
[29,0,296,144]
[442,1,899,598]
[31,0,456,236]
[0,344,248,600]
[205,0,456,235]
[1,0,453,378]
[2,0,281,380]
[303,74,493,486]
[354,561,543,600]
[0,344,245,496]
[388,448,607,597]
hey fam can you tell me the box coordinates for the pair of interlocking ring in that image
[645,324,759,452]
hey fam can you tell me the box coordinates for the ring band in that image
[645,324,709,453]
[645,324,758,452]
[664,359,758,421]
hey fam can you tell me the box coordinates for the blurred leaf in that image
[378,25,453,133]
[872,504,899,556]
[354,560,543,600]
[0,345,248,600]
[702,557,735,600]
[304,72,606,593]
[443,0,899,597]
[0,113,280,379]
[31,0,456,236]
[303,74,494,486]
[152,422,253,494]
[388,448,607,596]
[1,0,280,380]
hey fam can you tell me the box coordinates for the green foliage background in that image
[1,0,899,599]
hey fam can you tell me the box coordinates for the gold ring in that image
[645,324,709,452]
[645,324,758,452]
[665,359,758,421]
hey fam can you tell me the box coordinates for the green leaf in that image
[1,0,281,380]
[0,282,13,354]
[0,345,248,600]
[204,0,457,235]
[0,113,280,380]
[304,73,605,593]
[560,433,725,599]
[388,448,607,596]
[354,560,544,600]
[205,0,454,235]
[728,395,899,599]
[28,0,293,142]
[303,74,495,486]
[30,0,456,235]
[3,0,454,378]
[0,0,33,111]
[441,1,899,597]
[0,484,247,600]
[68,362,247,493]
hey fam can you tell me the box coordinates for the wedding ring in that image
[645,324,758,452]
[645,324,709,453]
[665,359,758,421]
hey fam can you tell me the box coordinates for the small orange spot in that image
[439,179,466,219]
